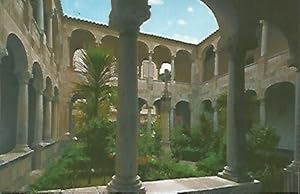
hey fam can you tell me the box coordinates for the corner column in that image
[107,1,150,192]
[14,73,31,152]
[218,41,250,182]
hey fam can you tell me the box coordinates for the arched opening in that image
[0,34,28,154]
[175,101,190,129]
[153,45,172,81]
[137,41,149,79]
[265,82,295,150]
[138,98,148,126]
[245,90,259,129]
[43,77,53,141]
[69,29,96,67]
[202,45,215,82]
[158,63,172,81]
[175,50,192,83]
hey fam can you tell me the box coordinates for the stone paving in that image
[41,176,260,194]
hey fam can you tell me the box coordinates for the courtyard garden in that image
[28,48,291,193]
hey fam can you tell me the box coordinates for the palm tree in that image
[74,47,115,120]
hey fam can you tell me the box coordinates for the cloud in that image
[177,19,187,25]
[187,6,194,13]
[149,0,164,5]
[172,34,200,44]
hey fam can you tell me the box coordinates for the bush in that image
[30,143,90,191]
[139,159,205,181]
[196,152,225,175]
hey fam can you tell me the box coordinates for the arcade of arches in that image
[0,0,299,192]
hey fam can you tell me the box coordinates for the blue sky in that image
[61,0,218,44]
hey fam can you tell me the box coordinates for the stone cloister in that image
[0,0,299,192]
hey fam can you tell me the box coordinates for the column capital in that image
[109,0,150,33]
[287,41,300,70]
[0,47,8,60]
[18,72,31,85]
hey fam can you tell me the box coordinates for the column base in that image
[107,175,145,193]
[218,166,252,183]
[12,144,32,153]
[284,161,300,192]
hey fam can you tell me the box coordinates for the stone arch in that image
[0,33,29,154]
[153,99,161,115]
[175,101,191,129]
[175,50,192,83]
[265,82,295,150]
[69,29,96,67]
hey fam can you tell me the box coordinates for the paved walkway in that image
[41,176,260,194]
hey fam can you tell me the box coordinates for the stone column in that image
[147,104,152,130]
[47,9,54,48]
[260,20,269,57]
[32,89,44,169]
[36,0,45,32]
[171,55,175,82]
[160,95,171,156]
[218,41,250,182]
[259,98,266,126]
[214,48,219,76]
[107,1,150,192]
[14,73,31,152]
[33,90,44,146]
[285,69,300,192]
[52,95,58,140]
[44,94,53,142]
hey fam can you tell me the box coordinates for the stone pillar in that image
[47,9,54,48]
[52,95,58,140]
[44,94,53,142]
[33,90,44,146]
[148,51,153,79]
[107,1,150,192]
[260,20,269,57]
[171,55,175,82]
[160,95,171,156]
[218,42,250,182]
[285,69,300,192]
[147,104,152,130]
[259,98,266,126]
[36,0,45,32]
[32,89,44,169]
[14,74,31,152]
[214,48,219,76]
